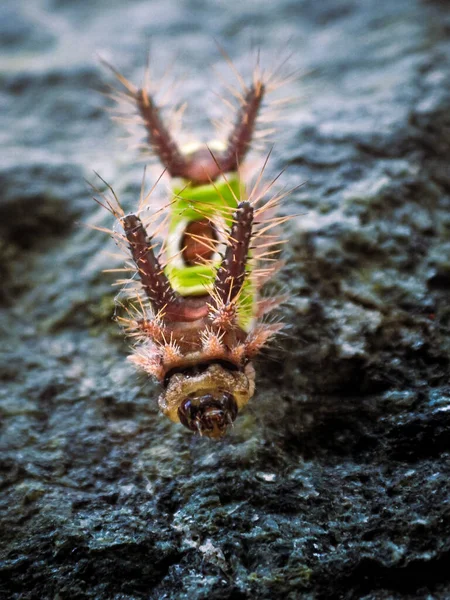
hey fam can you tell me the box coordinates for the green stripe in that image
[164,175,255,330]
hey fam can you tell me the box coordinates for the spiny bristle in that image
[103,267,135,273]
[128,342,164,380]
[207,300,238,331]
[160,339,183,365]
[214,41,249,93]
[112,278,138,288]
[211,66,247,103]
[185,192,238,216]
[88,174,125,220]
[253,246,285,258]
[200,328,226,356]
[118,315,167,343]
[251,239,289,253]
[207,270,249,311]
[245,323,284,357]
[211,47,297,159]
[255,295,289,318]
[100,56,138,94]
[254,214,295,236]
[212,90,236,112]
[249,170,286,208]
[253,127,277,140]
[138,165,167,211]
[86,223,125,239]
[183,232,221,256]
[229,343,247,364]
[161,240,188,268]
[205,146,241,204]
[102,57,187,169]
[252,260,285,288]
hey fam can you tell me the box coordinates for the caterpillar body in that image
[97,56,292,438]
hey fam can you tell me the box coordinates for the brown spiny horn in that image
[136,88,189,177]
[218,81,265,173]
[123,214,209,322]
[100,58,189,176]
[213,201,254,304]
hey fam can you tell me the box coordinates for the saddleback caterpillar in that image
[94,54,294,438]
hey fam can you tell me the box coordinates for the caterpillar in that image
[95,54,293,438]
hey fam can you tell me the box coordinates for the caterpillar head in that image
[159,362,255,438]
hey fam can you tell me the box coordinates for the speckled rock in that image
[1,1,450,599]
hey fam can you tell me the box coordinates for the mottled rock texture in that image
[1,0,450,599]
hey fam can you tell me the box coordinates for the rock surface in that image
[1,0,450,598]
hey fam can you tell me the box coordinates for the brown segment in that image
[219,82,265,173]
[122,214,209,322]
[180,147,224,185]
[214,201,254,304]
[123,214,176,311]
[136,88,188,177]
[181,219,217,266]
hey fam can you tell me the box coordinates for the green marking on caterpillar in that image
[164,173,255,330]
